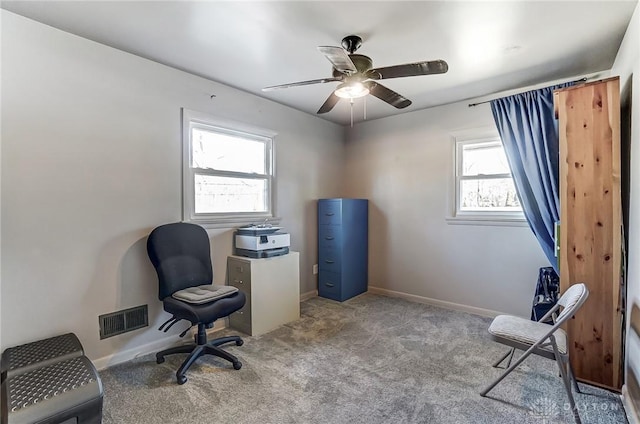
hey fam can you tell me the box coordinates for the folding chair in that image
[480,283,589,424]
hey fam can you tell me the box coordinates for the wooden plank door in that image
[556,77,623,390]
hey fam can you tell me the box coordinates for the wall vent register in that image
[98,304,148,339]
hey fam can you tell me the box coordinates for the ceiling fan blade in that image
[317,92,340,114]
[262,77,342,91]
[317,46,357,74]
[366,82,412,109]
[371,60,448,80]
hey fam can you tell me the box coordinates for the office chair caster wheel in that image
[156,356,165,364]
[236,339,244,346]
[177,375,187,385]
[233,361,242,370]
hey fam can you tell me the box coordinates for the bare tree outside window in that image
[455,138,522,217]
[182,109,275,225]
[191,129,269,214]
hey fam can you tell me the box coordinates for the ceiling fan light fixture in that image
[334,82,369,99]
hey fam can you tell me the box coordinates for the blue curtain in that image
[490,83,573,272]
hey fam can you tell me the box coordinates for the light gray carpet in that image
[100,294,627,423]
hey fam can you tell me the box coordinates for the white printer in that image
[234,225,290,258]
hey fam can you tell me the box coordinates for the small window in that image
[453,136,523,222]
[182,109,276,226]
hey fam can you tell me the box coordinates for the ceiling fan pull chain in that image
[350,98,354,127]
[364,96,367,121]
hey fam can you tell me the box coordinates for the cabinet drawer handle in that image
[234,279,244,284]
[325,212,335,216]
[325,236,334,240]
[325,282,335,287]
[325,260,335,264]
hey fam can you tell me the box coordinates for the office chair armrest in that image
[159,316,180,332]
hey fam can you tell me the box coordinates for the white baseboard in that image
[368,286,503,318]
[300,290,317,302]
[623,385,639,424]
[93,333,186,371]
[93,324,229,371]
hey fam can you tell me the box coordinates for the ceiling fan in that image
[262,35,448,114]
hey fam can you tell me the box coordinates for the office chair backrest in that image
[556,283,589,322]
[147,222,213,300]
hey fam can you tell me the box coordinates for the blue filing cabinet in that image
[317,198,368,301]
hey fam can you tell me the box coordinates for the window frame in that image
[448,133,526,226]
[182,108,278,228]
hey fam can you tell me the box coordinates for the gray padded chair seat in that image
[172,285,238,304]
[488,314,568,354]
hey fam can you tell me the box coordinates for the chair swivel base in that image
[156,326,243,385]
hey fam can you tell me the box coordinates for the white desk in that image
[226,251,300,336]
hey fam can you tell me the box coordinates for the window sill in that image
[186,216,282,230]
[446,215,528,227]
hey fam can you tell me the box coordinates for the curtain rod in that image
[467,77,588,107]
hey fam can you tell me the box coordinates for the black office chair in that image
[147,222,246,385]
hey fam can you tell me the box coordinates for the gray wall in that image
[1,11,344,366]
[343,102,548,316]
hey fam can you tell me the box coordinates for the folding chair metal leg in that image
[551,340,581,424]
[568,359,581,394]
[481,344,536,397]
[505,347,515,367]
[492,348,515,368]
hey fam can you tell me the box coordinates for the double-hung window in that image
[453,135,523,223]
[182,109,276,226]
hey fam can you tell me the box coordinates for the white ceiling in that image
[2,1,637,125]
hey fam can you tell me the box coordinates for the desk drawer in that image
[318,201,342,225]
[229,304,252,335]
[318,249,342,272]
[318,271,342,300]
[318,226,342,249]
[228,260,252,294]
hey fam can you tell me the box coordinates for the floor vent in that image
[99,305,148,339]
